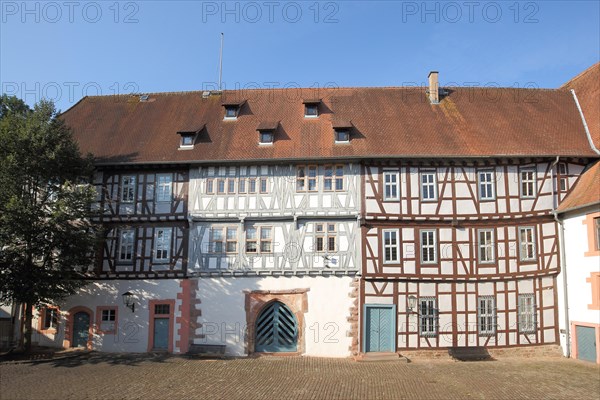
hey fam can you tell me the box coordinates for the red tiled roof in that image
[561,63,600,150]
[61,86,598,165]
[557,161,600,213]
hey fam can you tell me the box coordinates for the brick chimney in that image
[428,71,439,104]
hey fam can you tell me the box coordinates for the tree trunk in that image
[23,302,33,353]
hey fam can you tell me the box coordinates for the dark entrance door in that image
[72,312,90,348]
[255,301,298,352]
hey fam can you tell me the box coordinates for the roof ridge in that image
[560,62,600,89]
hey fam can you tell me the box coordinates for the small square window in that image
[224,106,239,119]
[304,104,318,117]
[259,132,274,144]
[335,130,349,143]
[180,135,194,147]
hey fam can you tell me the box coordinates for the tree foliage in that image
[0,96,98,350]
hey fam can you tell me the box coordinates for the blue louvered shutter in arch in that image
[255,301,298,352]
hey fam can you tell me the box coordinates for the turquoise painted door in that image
[255,301,298,352]
[365,306,395,352]
[72,312,90,348]
[576,326,597,363]
[153,318,169,350]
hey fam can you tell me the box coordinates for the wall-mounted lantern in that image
[122,291,135,312]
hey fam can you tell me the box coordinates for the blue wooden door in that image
[153,318,169,350]
[364,305,395,352]
[72,312,90,348]
[255,301,298,352]
[576,326,597,363]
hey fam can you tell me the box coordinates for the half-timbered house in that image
[24,64,599,358]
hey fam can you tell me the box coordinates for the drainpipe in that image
[570,89,600,155]
[551,156,570,357]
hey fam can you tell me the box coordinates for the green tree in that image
[0,96,98,352]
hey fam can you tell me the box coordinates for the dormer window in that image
[256,121,279,145]
[177,124,205,150]
[332,120,352,143]
[335,130,349,143]
[303,99,321,118]
[224,105,239,119]
[181,134,194,147]
[222,100,245,120]
[259,132,274,144]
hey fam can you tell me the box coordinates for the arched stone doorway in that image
[245,289,308,355]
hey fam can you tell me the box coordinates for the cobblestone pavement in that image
[1,354,599,400]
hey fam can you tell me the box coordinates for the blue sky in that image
[1,1,599,111]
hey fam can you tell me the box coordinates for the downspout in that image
[570,89,600,155]
[551,156,570,357]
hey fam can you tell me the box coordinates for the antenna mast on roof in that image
[218,33,224,91]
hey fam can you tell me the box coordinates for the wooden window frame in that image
[324,165,344,192]
[245,226,272,254]
[420,229,438,264]
[153,227,172,263]
[477,229,495,264]
[518,226,537,262]
[156,173,173,203]
[420,170,438,202]
[477,169,495,201]
[418,297,438,337]
[314,223,337,253]
[260,177,269,194]
[477,296,496,336]
[206,178,214,195]
[227,178,236,194]
[518,294,537,334]
[238,178,247,194]
[210,226,238,254]
[120,175,136,203]
[382,229,400,264]
[383,170,400,201]
[216,179,226,194]
[558,163,568,192]
[519,168,537,199]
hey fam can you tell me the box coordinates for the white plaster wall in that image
[557,211,600,356]
[195,276,354,357]
[31,279,184,353]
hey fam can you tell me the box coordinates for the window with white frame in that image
[42,307,59,330]
[420,171,437,201]
[206,179,214,194]
[246,226,272,253]
[259,131,274,144]
[383,171,399,200]
[519,227,537,261]
[420,230,437,264]
[558,163,567,192]
[477,296,496,336]
[520,169,536,198]
[518,294,536,333]
[304,103,318,117]
[419,297,438,337]
[324,165,344,191]
[118,229,134,262]
[383,229,399,263]
[156,174,172,202]
[120,175,136,203]
[334,129,349,143]
[100,308,117,333]
[224,105,239,119]
[478,170,495,200]
[153,228,172,262]
[180,134,194,148]
[315,223,336,252]
[101,309,116,323]
[478,229,495,263]
[210,226,237,253]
